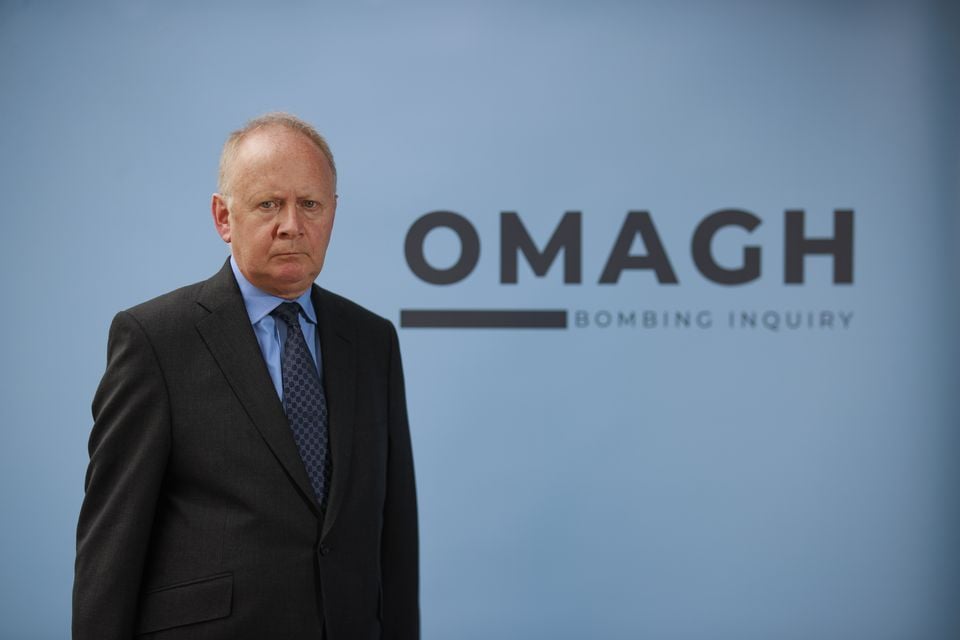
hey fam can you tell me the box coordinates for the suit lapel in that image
[194,260,321,517]
[314,287,356,539]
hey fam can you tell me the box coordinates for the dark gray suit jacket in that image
[73,260,419,639]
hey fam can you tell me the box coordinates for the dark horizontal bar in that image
[400,309,568,329]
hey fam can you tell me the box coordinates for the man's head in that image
[212,113,338,299]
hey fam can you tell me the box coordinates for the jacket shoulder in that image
[316,287,394,333]
[121,280,207,326]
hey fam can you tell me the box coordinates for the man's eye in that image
[302,200,319,209]
[259,201,277,210]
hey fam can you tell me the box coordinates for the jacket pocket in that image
[135,572,233,635]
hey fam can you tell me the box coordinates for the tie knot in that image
[271,302,302,327]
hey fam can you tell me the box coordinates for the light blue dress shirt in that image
[230,256,323,402]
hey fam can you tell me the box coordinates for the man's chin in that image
[269,268,320,298]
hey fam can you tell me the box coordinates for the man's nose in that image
[276,203,304,237]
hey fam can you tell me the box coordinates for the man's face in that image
[212,126,337,299]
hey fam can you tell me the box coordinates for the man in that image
[73,113,419,640]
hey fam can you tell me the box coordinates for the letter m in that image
[500,211,582,284]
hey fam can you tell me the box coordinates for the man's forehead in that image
[235,125,318,160]
[221,122,336,197]
[231,129,331,181]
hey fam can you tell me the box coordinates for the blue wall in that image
[1,1,958,637]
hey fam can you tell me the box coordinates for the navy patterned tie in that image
[271,302,331,511]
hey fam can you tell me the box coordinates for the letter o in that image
[404,211,480,285]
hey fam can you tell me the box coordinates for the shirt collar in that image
[230,255,317,326]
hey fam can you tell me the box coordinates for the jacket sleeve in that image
[73,311,171,640]
[379,322,420,639]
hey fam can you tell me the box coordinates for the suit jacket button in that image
[318,544,330,556]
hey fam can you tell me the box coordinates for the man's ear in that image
[211,193,232,243]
